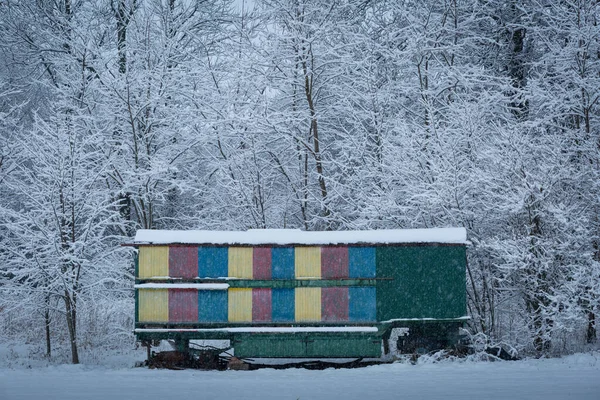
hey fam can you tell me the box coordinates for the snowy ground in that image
[0,346,598,400]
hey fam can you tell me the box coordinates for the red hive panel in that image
[252,288,272,322]
[253,247,272,279]
[168,289,198,322]
[169,246,198,279]
[321,287,349,321]
[321,247,349,279]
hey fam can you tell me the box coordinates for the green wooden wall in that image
[376,246,466,321]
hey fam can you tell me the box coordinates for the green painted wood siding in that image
[376,246,466,321]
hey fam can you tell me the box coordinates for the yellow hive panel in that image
[228,288,252,322]
[295,287,321,321]
[295,247,321,279]
[138,289,169,322]
[138,246,169,278]
[228,247,253,279]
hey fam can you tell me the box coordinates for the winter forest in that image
[0,0,599,365]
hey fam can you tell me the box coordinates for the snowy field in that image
[1,349,599,400]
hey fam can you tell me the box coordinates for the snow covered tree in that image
[0,0,128,363]
[1,106,126,363]
[99,0,234,232]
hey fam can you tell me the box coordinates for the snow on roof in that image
[134,283,229,290]
[134,327,378,333]
[132,227,467,246]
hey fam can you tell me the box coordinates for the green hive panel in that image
[233,334,382,358]
[234,336,307,358]
[376,246,466,321]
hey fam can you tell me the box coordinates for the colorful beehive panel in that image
[168,289,198,322]
[136,245,378,324]
[253,248,272,279]
[198,290,227,322]
[197,247,228,278]
[137,246,376,280]
[138,246,169,278]
[138,289,168,322]
[272,248,294,279]
[137,286,376,323]
[272,288,294,321]
[168,247,197,279]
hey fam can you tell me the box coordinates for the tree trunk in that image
[508,22,529,118]
[115,0,129,74]
[587,311,597,344]
[64,292,79,364]
[45,305,51,358]
[302,52,330,224]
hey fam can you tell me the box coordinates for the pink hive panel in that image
[169,246,198,279]
[321,247,349,279]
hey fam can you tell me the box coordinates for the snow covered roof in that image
[134,327,378,333]
[131,227,467,246]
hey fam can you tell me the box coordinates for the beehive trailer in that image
[128,228,468,363]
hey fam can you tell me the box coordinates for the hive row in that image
[137,286,376,323]
[137,246,377,279]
